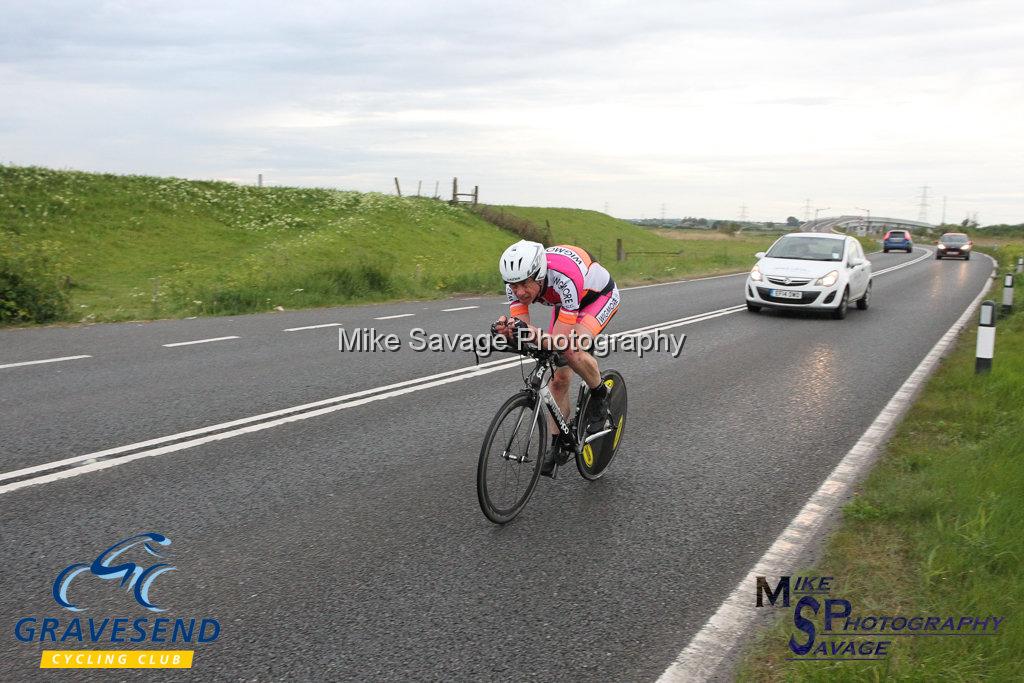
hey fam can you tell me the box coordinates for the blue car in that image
[883,229,913,253]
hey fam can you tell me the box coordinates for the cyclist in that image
[493,240,621,475]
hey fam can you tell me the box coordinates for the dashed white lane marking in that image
[162,336,240,348]
[283,323,342,332]
[0,355,92,370]
[374,313,415,320]
[442,306,480,312]
[655,253,997,683]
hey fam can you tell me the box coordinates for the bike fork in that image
[501,395,543,464]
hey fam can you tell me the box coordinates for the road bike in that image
[476,340,627,524]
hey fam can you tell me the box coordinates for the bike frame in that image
[518,358,614,466]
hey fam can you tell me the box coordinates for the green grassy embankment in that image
[737,245,1024,682]
[4,165,744,325]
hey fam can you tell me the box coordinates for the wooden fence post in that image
[452,177,458,202]
[616,238,625,261]
[394,177,402,197]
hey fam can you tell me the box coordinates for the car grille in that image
[756,287,820,304]
[766,276,812,286]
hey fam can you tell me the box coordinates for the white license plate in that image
[770,289,802,300]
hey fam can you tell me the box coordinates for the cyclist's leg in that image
[563,285,620,387]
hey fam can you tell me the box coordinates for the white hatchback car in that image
[745,232,872,319]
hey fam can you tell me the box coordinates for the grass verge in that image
[495,207,776,282]
[736,246,1024,681]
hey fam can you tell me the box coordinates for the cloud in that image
[1,0,1022,222]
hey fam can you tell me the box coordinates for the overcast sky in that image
[2,0,1022,223]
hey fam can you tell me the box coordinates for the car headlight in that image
[750,264,763,282]
[814,270,839,287]
[963,244,971,250]
[938,244,947,249]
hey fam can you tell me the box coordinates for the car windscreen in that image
[941,235,968,244]
[766,236,845,261]
[888,232,907,239]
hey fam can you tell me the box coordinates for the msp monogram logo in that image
[755,575,1006,662]
[53,533,176,612]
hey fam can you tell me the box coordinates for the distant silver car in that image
[745,233,872,320]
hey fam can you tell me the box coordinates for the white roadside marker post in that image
[1016,257,1023,274]
[1002,274,1014,315]
[976,301,996,374]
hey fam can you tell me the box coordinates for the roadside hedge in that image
[0,237,72,324]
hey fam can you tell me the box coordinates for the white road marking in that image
[0,355,92,370]
[622,272,746,291]
[283,323,342,332]
[872,247,932,276]
[162,336,239,348]
[655,254,997,683]
[0,251,958,495]
[442,306,480,312]
[0,304,748,494]
[374,313,415,320]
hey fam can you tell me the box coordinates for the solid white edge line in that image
[655,253,997,683]
[162,336,240,347]
[283,323,342,332]
[0,303,747,491]
[374,313,415,320]
[0,355,92,370]
[441,306,480,312]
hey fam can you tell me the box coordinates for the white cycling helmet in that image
[499,240,547,284]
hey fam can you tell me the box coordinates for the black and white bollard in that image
[1017,257,1023,274]
[1002,274,1014,315]
[976,301,996,374]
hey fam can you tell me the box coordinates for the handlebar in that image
[488,320,566,366]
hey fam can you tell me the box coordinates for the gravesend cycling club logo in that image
[53,532,176,612]
[756,575,1006,661]
[12,532,221,670]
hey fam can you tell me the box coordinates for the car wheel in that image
[746,303,761,313]
[964,253,971,260]
[907,247,913,253]
[831,288,849,320]
[883,248,889,253]
[936,253,942,260]
[856,281,871,310]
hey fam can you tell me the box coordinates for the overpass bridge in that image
[802,215,934,236]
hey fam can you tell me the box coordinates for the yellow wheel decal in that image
[582,444,594,467]
[604,378,614,390]
[612,415,624,449]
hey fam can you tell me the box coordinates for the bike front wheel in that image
[477,391,547,524]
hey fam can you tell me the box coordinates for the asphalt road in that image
[0,248,993,681]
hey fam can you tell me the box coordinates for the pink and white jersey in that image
[506,245,612,322]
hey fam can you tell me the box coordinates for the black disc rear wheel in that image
[576,370,628,481]
[477,392,547,524]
